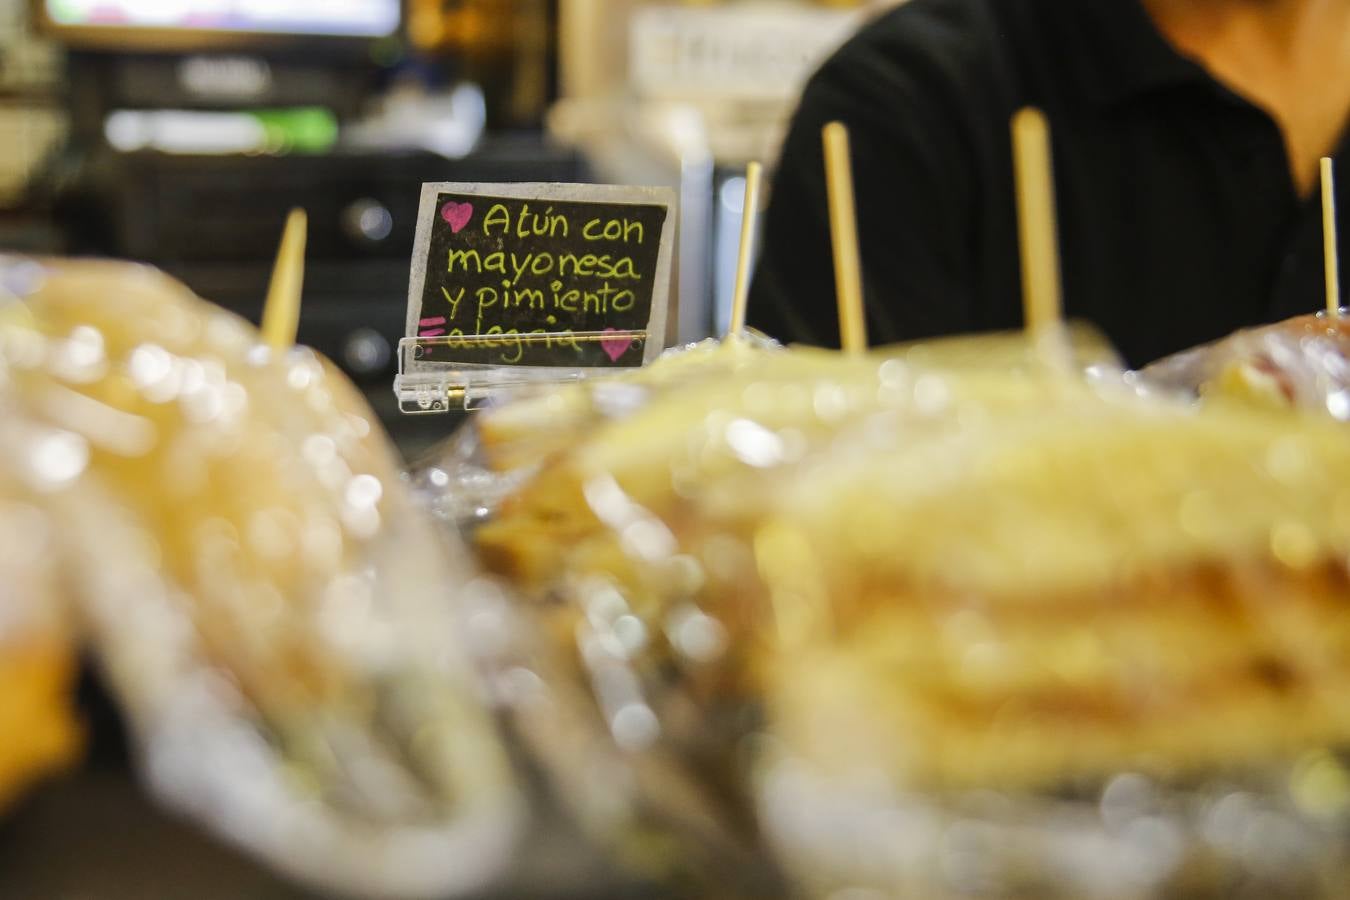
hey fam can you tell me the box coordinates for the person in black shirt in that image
[748,0,1350,367]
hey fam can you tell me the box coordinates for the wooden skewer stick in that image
[727,161,764,338]
[1011,107,1068,367]
[261,208,308,351]
[822,122,868,354]
[1322,157,1341,319]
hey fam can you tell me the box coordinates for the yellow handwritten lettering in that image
[448,249,481,273]
[475,287,498,331]
[583,216,645,244]
[556,252,640,280]
[440,285,465,320]
[482,203,511,236]
[517,204,568,239]
[558,253,595,278]
[484,325,524,364]
[509,252,532,285]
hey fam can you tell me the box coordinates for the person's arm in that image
[748,12,982,348]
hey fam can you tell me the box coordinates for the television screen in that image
[42,0,400,40]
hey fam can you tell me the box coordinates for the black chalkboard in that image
[408,187,673,369]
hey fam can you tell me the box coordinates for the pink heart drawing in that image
[600,328,634,362]
[440,201,474,234]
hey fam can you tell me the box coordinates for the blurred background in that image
[2,6,900,893]
[0,0,898,454]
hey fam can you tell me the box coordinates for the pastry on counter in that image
[457,321,1350,897]
[0,427,81,815]
[0,258,520,899]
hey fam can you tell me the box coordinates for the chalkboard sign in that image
[404,183,676,374]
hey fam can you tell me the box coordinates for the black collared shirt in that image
[747,0,1350,367]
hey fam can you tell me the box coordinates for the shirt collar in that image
[1071,1,1216,109]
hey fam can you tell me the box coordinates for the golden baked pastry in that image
[0,439,81,814]
[0,258,519,897]
[762,390,1350,789]
[462,328,1350,896]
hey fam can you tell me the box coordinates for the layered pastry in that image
[0,420,81,814]
[472,325,1118,586]
[462,332,1124,873]
[465,328,1350,896]
[757,385,1350,897]
[0,259,519,898]
[416,323,1117,531]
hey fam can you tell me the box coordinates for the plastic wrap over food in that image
[460,328,1135,892]
[751,384,1350,897]
[408,331,785,532]
[464,324,1350,898]
[412,323,1120,535]
[0,368,82,814]
[0,258,521,898]
[1139,311,1350,419]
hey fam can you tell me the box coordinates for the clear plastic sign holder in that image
[395,329,649,414]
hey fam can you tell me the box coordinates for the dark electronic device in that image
[39,0,589,455]
[62,141,590,455]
